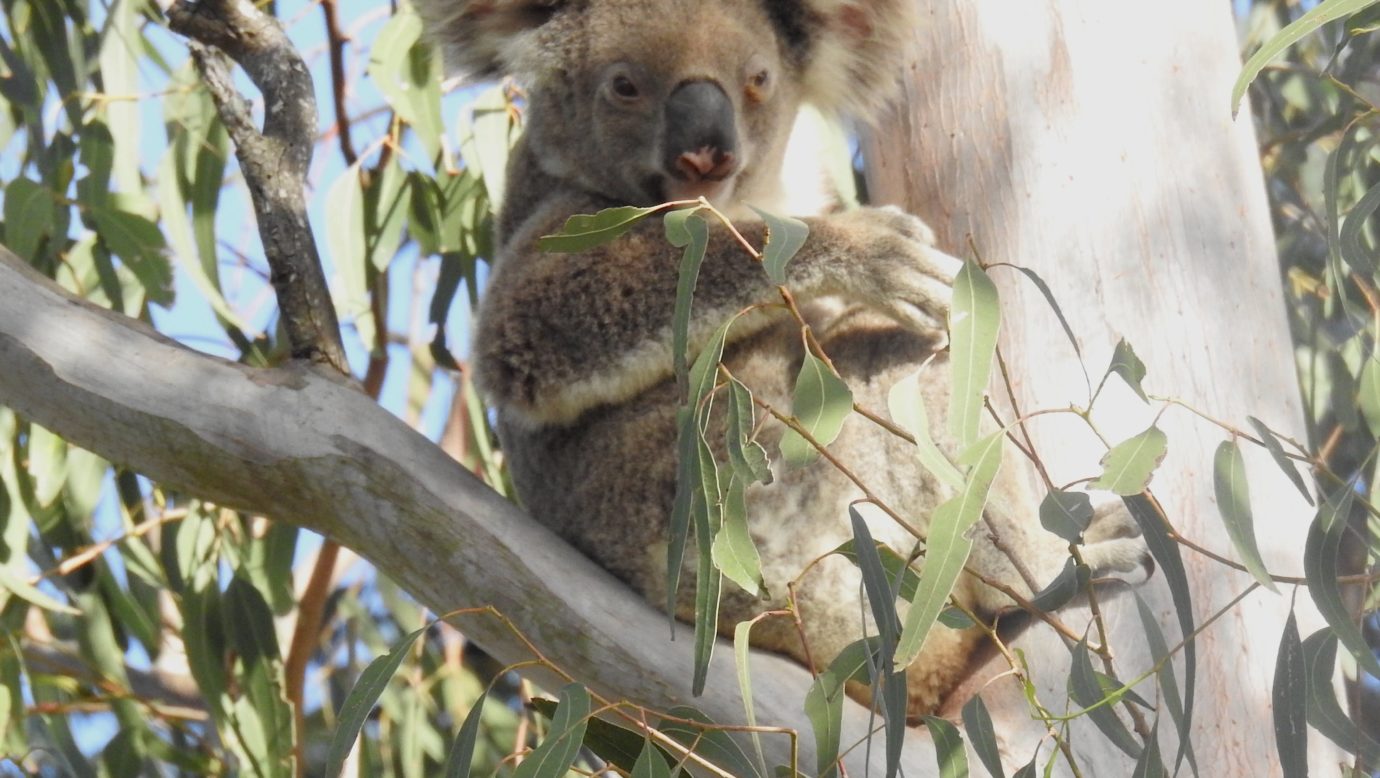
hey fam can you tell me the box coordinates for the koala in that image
[418,0,1149,720]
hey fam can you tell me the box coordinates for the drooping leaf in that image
[1339,181,1380,277]
[1273,611,1308,778]
[1357,355,1380,439]
[749,205,808,285]
[1093,425,1168,496]
[713,477,764,596]
[961,696,1004,778]
[887,369,965,492]
[832,538,922,602]
[1027,558,1088,612]
[0,565,79,615]
[947,260,1001,449]
[733,621,769,778]
[1130,723,1166,778]
[1068,640,1142,758]
[441,693,487,778]
[923,716,970,778]
[780,353,853,466]
[1300,629,1380,762]
[87,206,173,306]
[691,430,723,695]
[538,205,660,252]
[725,378,772,485]
[514,684,591,778]
[1123,496,1196,770]
[632,740,674,778]
[1232,0,1378,114]
[670,208,710,395]
[1132,592,1196,777]
[895,433,1003,667]
[1246,416,1314,507]
[368,6,444,159]
[1211,440,1277,593]
[1303,486,1380,680]
[659,706,763,778]
[1106,339,1150,403]
[848,508,905,778]
[326,161,372,345]
[1009,264,1090,395]
[1038,490,1093,544]
[325,626,426,777]
[2,177,54,262]
[804,639,878,778]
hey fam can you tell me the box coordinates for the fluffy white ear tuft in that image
[415,0,564,80]
[799,0,920,120]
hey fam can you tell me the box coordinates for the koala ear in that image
[799,0,919,120]
[417,0,565,80]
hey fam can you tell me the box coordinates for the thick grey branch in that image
[168,0,347,372]
[0,246,937,774]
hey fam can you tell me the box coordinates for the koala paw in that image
[1082,503,1154,583]
[831,206,961,335]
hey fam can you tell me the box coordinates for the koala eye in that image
[744,59,774,103]
[611,74,640,100]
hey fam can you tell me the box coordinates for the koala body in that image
[421,0,1147,718]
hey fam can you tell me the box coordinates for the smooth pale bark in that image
[864,2,1341,774]
[0,247,940,774]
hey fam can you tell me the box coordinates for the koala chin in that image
[418,0,1151,720]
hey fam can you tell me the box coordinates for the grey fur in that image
[420,0,1149,717]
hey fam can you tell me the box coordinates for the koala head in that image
[421,0,918,209]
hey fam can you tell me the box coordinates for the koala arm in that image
[476,198,961,426]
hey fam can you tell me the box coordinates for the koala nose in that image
[664,80,738,183]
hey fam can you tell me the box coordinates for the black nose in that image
[664,80,738,183]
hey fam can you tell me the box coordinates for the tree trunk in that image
[864,2,1342,774]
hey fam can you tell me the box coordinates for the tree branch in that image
[167,0,347,372]
[0,246,937,774]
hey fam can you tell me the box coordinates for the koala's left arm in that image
[474,197,959,427]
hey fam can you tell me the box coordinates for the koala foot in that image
[830,206,961,337]
[1082,502,1154,584]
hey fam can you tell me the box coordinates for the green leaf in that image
[847,508,905,778]
[691,429,723,696]
[832,538,922,602]
[3,177,55,261]
[89,206,174,306]
[670,209,710,395]
[961,696,1003,778]
[887,369,965,492]
[922,716,969,778]
[325,625,427,778]
[538,205,660,252]
[223,577,279,665]
[0,565,79,615]
[327,162,371,345]
[368,6,444,159]
[77,120,114,211]
[713,477,764,596]
[459,85,517,206]
[1009,265,1089,395]
[1300,629,1380,762]
[1273,612,1308,778]
[1123,496,1196,770]
[1231,0,1380,114]
[1068,640,1141,758]
[725,378,772,485]
[1358,355,1380,439]
[1132,592,1196,777]
[1246,416,1313,507]
[779,353,853,466]
[365,156,409,273]
[1038,490,1092,544]
[733,621,769,778]
[947,260,1001,449]
[1106,339,1149,403]
[895,432,1003,667]
[514,683,591,778]
[632,740,674,778]
[1093,425,1168,496]
[1130,723,1166,778]
[1211,440,1277,593]
[1339,181,1380,276]
[659,706,763,778]
[805,639,878,778]
[1303,486,1380,680]
[749,206,808,285]
[1027,559,1088,612]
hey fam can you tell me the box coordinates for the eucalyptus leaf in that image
[538,205,660,252]
[749,205,808,285]
[1093,425,1168,496]
[947,260,1000,449]
[1211,440,1276,592]
[780,353,853,466]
